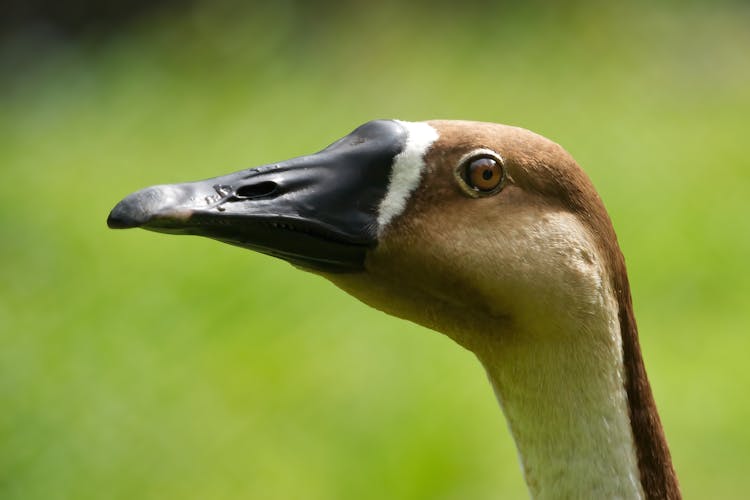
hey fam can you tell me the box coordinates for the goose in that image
[107,119,680,499]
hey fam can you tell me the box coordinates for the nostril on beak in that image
[234,181,279,199]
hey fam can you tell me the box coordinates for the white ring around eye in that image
[453,148,506,198]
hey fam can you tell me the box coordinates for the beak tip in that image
[107,212,135,229]
[107,192,155,229]
[108,185,195,229]
[107,204,144,229]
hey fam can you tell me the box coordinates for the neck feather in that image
[478,285,644,499]
[518,148,681,499]
[477,252,679,499]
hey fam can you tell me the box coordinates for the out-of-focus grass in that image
[1,1,749,498]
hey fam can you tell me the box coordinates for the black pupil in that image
[482,168,494,180]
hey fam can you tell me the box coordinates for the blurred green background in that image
[2,1,749,498]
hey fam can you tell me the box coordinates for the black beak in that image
[107,120,407,273]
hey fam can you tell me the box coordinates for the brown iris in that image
[461,155,504,195]
[454,150,506,197]
[467,157,501,191]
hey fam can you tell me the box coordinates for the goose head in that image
[107,119,610,349]
[108,119,679,499]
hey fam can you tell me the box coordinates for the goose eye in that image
[457,154,505,196]
[468,158,501,190]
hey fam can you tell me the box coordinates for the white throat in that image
[477,214,644,499]
[481,325,643,499]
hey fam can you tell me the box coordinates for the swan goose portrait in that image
[108,119,680,499]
